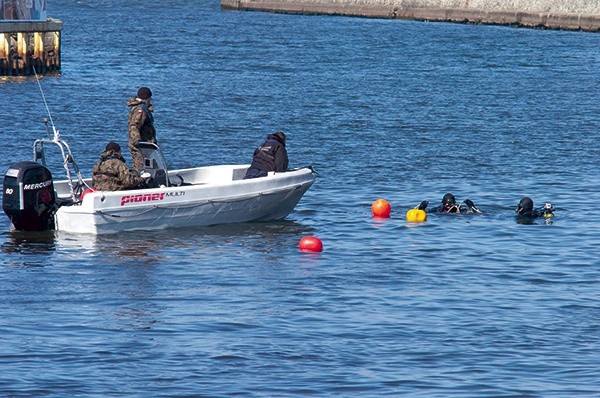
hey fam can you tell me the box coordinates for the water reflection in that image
[515,216,554,226]
[110,262,163,332]
[53,220,315,258]
[56,232,164,265]
[113,305,161,331]
[1,230,57,255]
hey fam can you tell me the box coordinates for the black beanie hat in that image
[105,141,121,152]
[273,131,286,144]
[137,86,152,100]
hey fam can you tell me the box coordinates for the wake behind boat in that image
[2,136,316,235]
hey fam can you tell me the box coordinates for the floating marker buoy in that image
[80,188,96,201]
[371,199,391,218]
[299,236,323,252]
[406,208,427,222]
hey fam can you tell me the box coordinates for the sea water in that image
[0,1,599,396]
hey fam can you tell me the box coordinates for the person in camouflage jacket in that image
[92,142,145,191]
[127,86,156,172]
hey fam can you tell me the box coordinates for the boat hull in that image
[54,165,315,234]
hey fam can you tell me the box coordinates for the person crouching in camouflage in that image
[127,86,156,172]
[92,142,146,191]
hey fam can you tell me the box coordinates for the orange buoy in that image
[80,188,96,201]
[299,236,323,252]
[406,208,427,222]
[371,199,391,218]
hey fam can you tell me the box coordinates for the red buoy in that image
[371,198,391,218]
[299,236,323,252]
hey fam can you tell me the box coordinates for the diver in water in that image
[515,197,554,220]
[412,194,480,214]
[428,193,482,214]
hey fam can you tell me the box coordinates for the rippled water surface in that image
[1,1,599,396]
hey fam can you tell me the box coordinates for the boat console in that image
[137,142,171,187]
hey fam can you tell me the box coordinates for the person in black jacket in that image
[244,131,289,179]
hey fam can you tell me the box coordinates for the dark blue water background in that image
[1,1,599,396]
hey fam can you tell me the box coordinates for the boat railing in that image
[33,137,89,202]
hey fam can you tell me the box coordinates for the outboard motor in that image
[3,161,56,231]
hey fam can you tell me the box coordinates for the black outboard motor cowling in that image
[3,161,57,231]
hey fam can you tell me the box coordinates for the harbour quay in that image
[0,19,62,76]
[220,0,600,32]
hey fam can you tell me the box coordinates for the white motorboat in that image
[2,136,316,235]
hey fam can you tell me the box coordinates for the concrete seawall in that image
[221,0,600,31]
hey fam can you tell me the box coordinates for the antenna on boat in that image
[31,66,91,200]
[33,65,60,142]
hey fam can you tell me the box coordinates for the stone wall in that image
[221,0,600,31]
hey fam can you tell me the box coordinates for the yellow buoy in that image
[406,208,427,222]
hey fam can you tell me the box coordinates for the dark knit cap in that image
[137,86,152,100]
[273,131,286,144]
[105,141,121,152]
